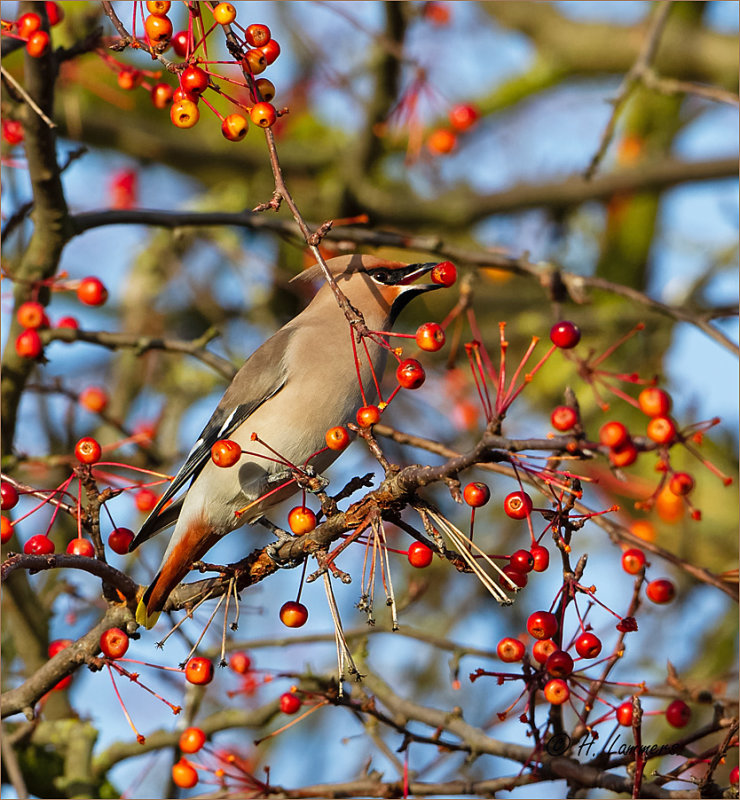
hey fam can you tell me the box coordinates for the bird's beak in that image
[394,262,441,291]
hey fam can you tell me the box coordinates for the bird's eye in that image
[369,269,391,283]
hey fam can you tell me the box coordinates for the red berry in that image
[396,358,426,390]
[665,699,691,728]
[1,483,19,511]
[26,30,50,58]
[171,30,189,57]
[56,316,79,329]
[545,649,574,678]
[500,565,527,588]
[24,534,54,555]
[144,13,172,44]
[213,3,237,25]
[325,426,350,451]
[543,678,569,705]
[260,39,281,65]
[427,128,456,155]
[135,488,158,512]
[245,23,271,47]
[407,541,433,568]
[621,547,646,575]
[243,48,267,74]
[2,119,24,145]
[75,437,102,464]
[77,277,108,306]
[574,632,602,659]
[356,405,380,427]
[16,301,46,329]
[1,516,13,544]
[279,600,308,628]
[172,759,198,789]
[15,329,43,359]
[508,549,534,573]
[599,421,629,449]
[117,68,143,91]
[415,322,445,352]
[49,638,72,658]
[17,12,42,38]
[151,82,174,109]
[79,386,108,413]
[430,261,457,287]
[100,627,129,659]
[669,472,694,496]
[185,656,214,685]
[729,766,739,785]
[503,490,533,520]
[609,441,638,467]
[254,78,276,102]
[496,637,525,662]
[549,320,581,349]
[646,416,677,444]
[463,481,490,507]
[250,101,276,127]
[45,2,64,26]
[646,578,675,604]
[530,545,550,572]
[550,405,577,431]
[448,103,479,131]
[211,439,241,467]
[229,651,252,674]
[221,113,248,142]
[170,99,200,128]
[527,610,558,640]
[532,638,557,664]
[66,538,94,557]
[108,527,134,555]
[181,65,209,96]
[146,0,171,13]
[638,387,672,417]
[616,701,633,726]
[279,692,301,714]
[288,506,316,535]
[179,726,206,753]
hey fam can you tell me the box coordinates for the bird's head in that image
[293,254,442,326]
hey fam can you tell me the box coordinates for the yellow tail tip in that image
[135,598,161,630]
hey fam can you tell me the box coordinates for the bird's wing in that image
[130,327,294,548]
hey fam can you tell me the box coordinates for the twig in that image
[1,725,28,799]
[585,2,674,179]
[641,68,740,107]
[0,66,56,129]
[41,327,236,380]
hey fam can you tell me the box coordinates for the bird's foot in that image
[257,516,304,568]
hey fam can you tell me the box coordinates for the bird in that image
[130,254,442,628]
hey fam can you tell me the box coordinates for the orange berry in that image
[16,301,46,329]
[288,506,316,535]
[245,23,271,47]
[144,13,172,44]
[170,99,200,128]
[150,82,173,108]
[260,39,280,65]
[250,101,276,128]
[15,329,43,359]
[179,726,206,754]
[221,113,248,141]
[26,31,50,58]
[638,387,672,417]
[254,78,276,102]
[242,48,267,75]
[427,128,456,155]
[184,656,213,685]
[172,759,198,789]
[325,426,350,451]
[79,387,108,413]
[356,405,380,427]
[77,277,108,306]
[279,600,308,628]
[211,439,241,467]
[117,68,143,91]
[213,3,237,25]
[75,437,102,464]
[646,416,677,445]
[543,678,570,705]
[146,0,170,14]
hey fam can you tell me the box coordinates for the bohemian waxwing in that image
[131,254,441,628]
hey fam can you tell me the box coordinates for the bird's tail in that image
[136,517,216,629]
